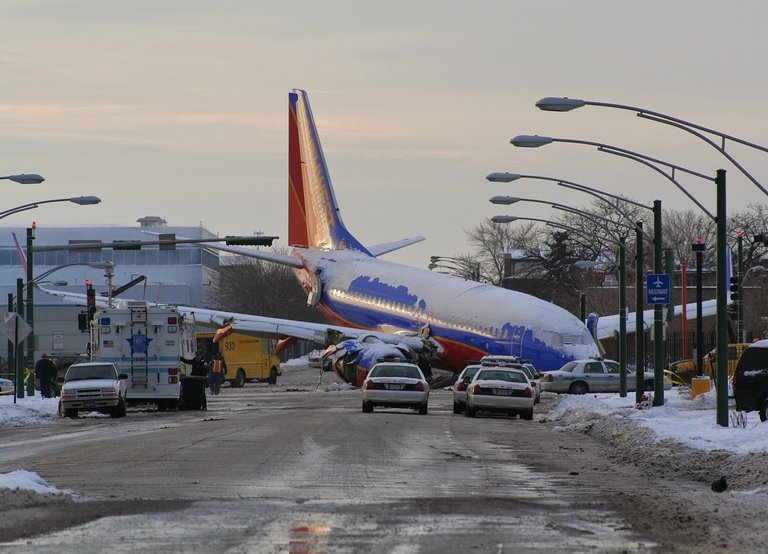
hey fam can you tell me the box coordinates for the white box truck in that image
[89,301,196,411]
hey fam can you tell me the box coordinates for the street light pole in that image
[715,169,728,427]
[25,228,34,396]
[737,232,745,343]
[692,240,706,376]
[619,236,627,397]
[15,279,24,398]
[635,222,645,404]
[652,200,665,406]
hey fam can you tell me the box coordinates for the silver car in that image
[540,359,671,394]
[362,362,429,415]
[452,364,483,414]
[465,367,535,420]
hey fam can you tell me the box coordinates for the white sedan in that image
[362,362,429,415]
[465,367,535,420]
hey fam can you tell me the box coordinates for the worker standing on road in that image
[191,350,207,377]
[35,353,57,398]
[208,349,227,395]
[181,350,207,377]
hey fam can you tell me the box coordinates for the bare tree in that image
[463,219,539,285]
[214,254,329,324]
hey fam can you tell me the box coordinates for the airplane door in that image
[306,271,322,307]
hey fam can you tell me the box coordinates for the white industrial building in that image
[0,217,221,361]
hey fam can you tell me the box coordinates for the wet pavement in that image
[0,366,658,552]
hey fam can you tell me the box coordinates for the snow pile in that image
[548,387,768,455]
[0,470,72,495]
[0,395,59,426]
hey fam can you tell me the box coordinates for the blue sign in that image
[646,274,670,304]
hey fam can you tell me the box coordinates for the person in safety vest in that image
[208,349,227,395]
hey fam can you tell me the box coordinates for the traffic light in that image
[86,283,96,322]
[729,276,740,302]
[112,240,142,250]
[223,235,276,246]
[77,312,89,332]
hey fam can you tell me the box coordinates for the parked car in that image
[0,377,14,395]
[540,359,670,394]
[465,367,535,420]
[58,362,128,418]
[732,340,768,420]
[452,364,483,414]
[361,362,429,415]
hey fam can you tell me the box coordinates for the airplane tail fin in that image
[288,89,370,254]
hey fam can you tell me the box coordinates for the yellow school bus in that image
[197,332,282,387]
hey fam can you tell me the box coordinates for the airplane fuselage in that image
[293,247,600,374]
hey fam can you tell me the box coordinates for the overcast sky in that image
[2,1,768,268]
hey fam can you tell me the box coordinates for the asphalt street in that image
[0,365,694,552]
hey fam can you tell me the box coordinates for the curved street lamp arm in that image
[597,148,716,221]
[554,181,646,223]
[496,214,625,248]
[551,177,651,210]
[0,205,39,220]
[552,204,653,242]
[581,99,768,154]
[638,113,768,197]
[551,137,713,181]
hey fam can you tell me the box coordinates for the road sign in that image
[646,274,670,305]
[2,312,32,344]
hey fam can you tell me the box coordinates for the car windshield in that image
[65,364,118,381]
[461,366,481,381]
[559,361,578,373]
[476,370,526,383]
[370,365,421,379]
[737,348,768,372]
[516,366,534,379]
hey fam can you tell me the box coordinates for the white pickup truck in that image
[58,362,128,418]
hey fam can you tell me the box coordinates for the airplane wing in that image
[595,299,718,340]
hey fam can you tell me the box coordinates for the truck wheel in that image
[64,409,78,419]
[235,369,246,388]
[268,367,278,385]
